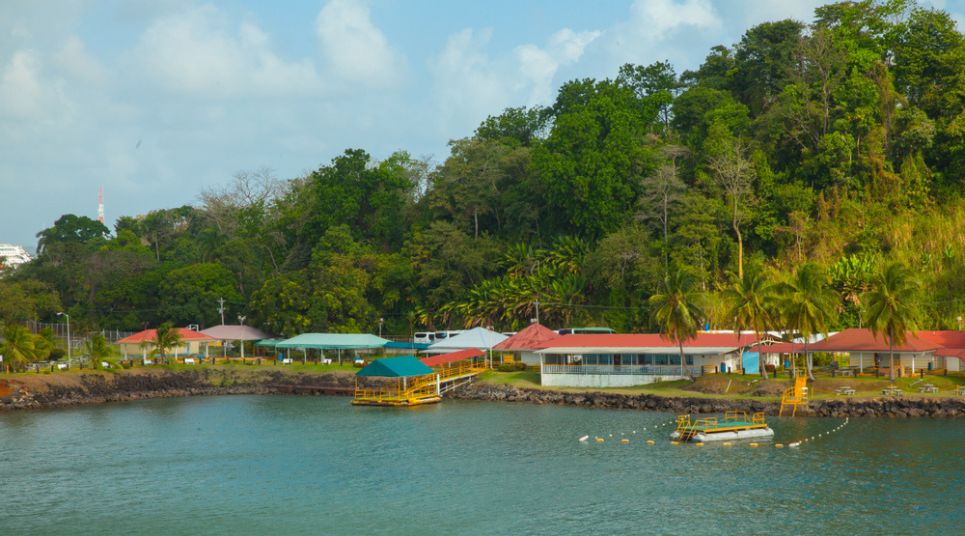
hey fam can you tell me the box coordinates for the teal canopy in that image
[275,333,390,350]
[356,356,434,378]
[255,339,285,347]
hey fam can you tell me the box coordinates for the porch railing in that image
[541,364,702,376]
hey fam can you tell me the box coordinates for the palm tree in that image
[86,334,113,370]
[152,322,183,364]
[863,262,921,381]
[775,263,837,380]
[649,268,705,378]
[1,324,37,373]
[721,264,775,379]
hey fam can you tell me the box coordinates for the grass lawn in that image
[477,369,965,401]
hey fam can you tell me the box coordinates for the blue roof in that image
[356,356,434,378]
[385,341,431,350]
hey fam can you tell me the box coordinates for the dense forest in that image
[2,0,964,340]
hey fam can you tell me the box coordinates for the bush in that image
[49,349,65,361]
[496,362,528,372]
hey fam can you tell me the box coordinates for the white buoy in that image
[579,435,589,442]
[789,442,801,448]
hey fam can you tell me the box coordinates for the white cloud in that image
[0,50,65,120]
[54,35,108,86]
[315,0,404,88]
[131,5,323,97]
[629,0,719,38]
[515,28,600,104]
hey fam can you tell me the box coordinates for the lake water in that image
[1,396,962,535]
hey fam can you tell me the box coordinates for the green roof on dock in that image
[356,356,434,378]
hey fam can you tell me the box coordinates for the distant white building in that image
[0,243,32,270]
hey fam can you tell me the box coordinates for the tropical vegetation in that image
[0,1,962,344]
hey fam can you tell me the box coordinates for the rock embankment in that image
[0,369,354,411]
[451,383,965,418]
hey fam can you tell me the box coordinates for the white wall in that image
[540,373,686,388]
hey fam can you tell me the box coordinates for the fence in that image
[541,364,703,376]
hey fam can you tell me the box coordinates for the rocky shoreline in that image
[2,370,963,417]
[451,383,965,418]
[0,369,354,411]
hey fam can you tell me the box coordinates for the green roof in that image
[255,339,285,347]
[275,333,390,350]
[356,356,434,378]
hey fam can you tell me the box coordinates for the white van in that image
[413,332,437,344]
[433,330,464,341]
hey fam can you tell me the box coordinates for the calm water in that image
[1,396,962,535]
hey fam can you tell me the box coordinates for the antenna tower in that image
[97,186,105,224]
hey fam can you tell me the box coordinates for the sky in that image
[2,0,963,250]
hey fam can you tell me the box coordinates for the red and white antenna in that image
[97,186,105,224]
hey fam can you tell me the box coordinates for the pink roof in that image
[535,332,760,350]
[420,349,483,367]
[116,328,216,345]
[805,328,939,353]
[493,323,560,351]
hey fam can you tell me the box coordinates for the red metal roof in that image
[535,332,760,350]
[805,328,938,353]
[420,348,483,367]
[493,323,560,351]
[116,328,216,345]
[761,342,806,354]
[919,331,965,362]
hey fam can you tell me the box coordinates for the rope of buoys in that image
[788,418,848,448]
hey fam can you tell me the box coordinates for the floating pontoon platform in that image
[671,411,774,442]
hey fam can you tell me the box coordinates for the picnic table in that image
[881,386,904,397]
[832,368,855,377]
[835,387,856,396]
[919,384,938,394]
[957,386,965,396]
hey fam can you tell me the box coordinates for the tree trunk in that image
[888,339,895,381]
[733,215,744,279]
[678,342,690,379]
[759,334,769,380]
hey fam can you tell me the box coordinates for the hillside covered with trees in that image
[3,0,964,339]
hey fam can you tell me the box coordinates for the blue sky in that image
[1,0,962,249]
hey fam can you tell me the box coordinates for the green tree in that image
[158,263,241,326]
[152,322,183,364]
[863,261,922,381]
[721,263,776,378]
[648,268,705,378]
[1,324,37,373]
[86,334,113,369]
[705,123,756,278]
[775,263,837,380]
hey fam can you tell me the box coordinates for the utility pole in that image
[57,312,71,368]
[217,297,226,325]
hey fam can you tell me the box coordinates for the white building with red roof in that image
[116,327,216,360]
[534,332,762,387]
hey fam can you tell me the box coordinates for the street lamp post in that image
[57,312,71,368]
[379,317,384,338]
